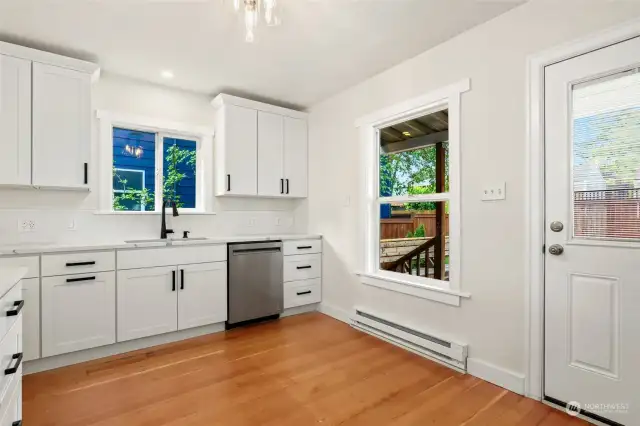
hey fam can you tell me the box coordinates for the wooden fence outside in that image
[380,212,450,240]
[574,189,640,239]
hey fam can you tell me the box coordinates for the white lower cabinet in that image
[117,266,178,342]
[21,278,40,361]
[178,262,227,330]
[0,379,20,426]
[41,272,116,357]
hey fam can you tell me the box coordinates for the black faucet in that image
[160,199,179,239]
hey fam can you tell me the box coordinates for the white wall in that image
[0,73,302,246]
[305,0,640,377]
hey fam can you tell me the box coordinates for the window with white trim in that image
[97,111,213,214]
[360,81,467,294]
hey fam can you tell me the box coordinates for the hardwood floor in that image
[24,313,586,426]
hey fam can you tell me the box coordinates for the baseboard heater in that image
[351,309,468,371]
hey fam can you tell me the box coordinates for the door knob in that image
[550,221,564,232]
[548,244,564,256]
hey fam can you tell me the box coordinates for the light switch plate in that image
[482,182,506,201]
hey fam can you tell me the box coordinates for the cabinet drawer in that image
[0,284,23,346]
[0,318,21,409]
[0,257,38,279]
[284,279,321,309]
[42,271,116,357]
[283,254,321,282]
[0,377,20,426]
[283,239,321,256]
[117,245,226,270]
[42,251,115,277]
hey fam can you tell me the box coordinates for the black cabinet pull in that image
[227,174,231,191]
[180,269,185,290]
[296,265,312,270]
[296,290,312,296]
[4,353,23,375]
[83,162,88,184]
[172,271,176,291]
[66,261,96,267]
[280,179,284,194]
[286,178,290,194]
[297,246,312,250]
[6,300,24,317]
[66,276,96,283]
[12,421,22,426]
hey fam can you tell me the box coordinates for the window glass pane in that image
[163,137,197,209]
[379,201,449,281]
[379,113,449,198]
[573,72,640,240]
[112,128,156,211]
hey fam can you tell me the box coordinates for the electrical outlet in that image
[482,182,506,201]
[248,217,257,227]
[275,217,282,226]
[67,219,77,231]
[17,219,37,232]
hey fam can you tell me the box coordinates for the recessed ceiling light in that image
[161,70,174,79]
[402,131,411,136]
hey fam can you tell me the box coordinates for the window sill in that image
[356,271,471,307]
[94,211,216,216]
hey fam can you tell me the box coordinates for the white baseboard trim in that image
[281,303,319,318]
[467,357,525,395]
[318,303,351,323]
[24,323,225,375]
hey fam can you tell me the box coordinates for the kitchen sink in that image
[125,237,209,244]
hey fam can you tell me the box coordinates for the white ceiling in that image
[0,0,523,109]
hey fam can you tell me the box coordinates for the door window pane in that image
[379,201,449,281]
[112,128,156,211]
[163,137,197,209]
[573,71,640,240]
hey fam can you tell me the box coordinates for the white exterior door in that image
[544,36,640,425]
[0,54,31,185]
[177,262,227,330]
[283,117,308,198]
[32,62,91,188]
[257,111,285,196]
[223,104,257,195]
[117,266,178,342]
[41,272,116,357]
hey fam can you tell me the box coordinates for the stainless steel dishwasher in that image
[227,241,283,327]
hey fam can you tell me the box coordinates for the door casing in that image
[525,17,640,401]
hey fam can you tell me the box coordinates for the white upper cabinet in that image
[212,94,308,198]
[258,111,285,196]
[0,54,31,185]
[0,41,98,189]
[284,117,308,198]
[214,103,258,196]
[32,63,91,188]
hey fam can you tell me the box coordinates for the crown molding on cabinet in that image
[211,93,308,120]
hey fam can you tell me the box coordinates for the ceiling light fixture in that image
[232,0,280,42]
[161,70,174,79]
[402,131,412,136]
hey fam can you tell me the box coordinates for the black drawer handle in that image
[297,290,312,296]
[6,300,24,317]
[180,269,185,290]
[12,421,22,426]
[66,261,96,267]
[172,271,176,291]
[297,246,312,250]
[296,265,312,270]
[4,353,23,375]
[66,276,96,283]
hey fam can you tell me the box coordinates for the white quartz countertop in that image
[0,234,322,256]
[0,267,27,299]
